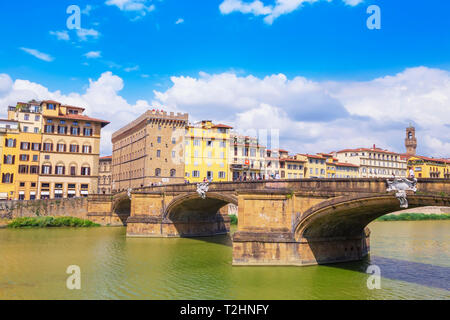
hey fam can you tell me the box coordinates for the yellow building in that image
[15,132,41,200]
[407,156,450,179]
[0,119,20,200]
[296,154,327,178]
[184,121,232,183]
[277,150,306,179]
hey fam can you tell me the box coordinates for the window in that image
[83,128,92,136]
[35,115,40,121]
[19,154,29,161]
[32,143,41,151]
[55,165,65,175]
[81,167,91,176]
[207,140,213,147]
[30,166,39,174]
[1,173,13,183]
[20,142,30,150]
[24,114,29,121]
[3,155,15,164]
[219,171,226,179]
[34,127,39,133]
[44,125,54,133]
[192,170,200,178]
[5,139,16,147]
[157,136,162,143]
[170,169,176,177]
[23,126,29,132]
[57,144,66,152]
[58,126,67,134]
[172,151,176,158]
[43,143,53,151]
[70,166,76,176]
[156,150,161,158]
[71,127,79,135]
[82,145,91,153]
[155,168,161,177]
[41,165,52,175]
[18,165,29,174]
[70,144,79,153]
[47,104,55,110]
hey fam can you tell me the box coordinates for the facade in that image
[405,125,417,156]
[334,145,407,178]
[296,154,327,178]
[229,133,266,181]
[0,119,19,200]
[1,100,109,200]
[98,156,112,194]
[37,101,109,199]
[184,121,231,183]
[407,156,450,179]
[265,149,280,179]
[112,110,188,191]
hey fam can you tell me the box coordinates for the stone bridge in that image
[87,178,450,266]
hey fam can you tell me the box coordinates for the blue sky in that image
[1,0,449,156]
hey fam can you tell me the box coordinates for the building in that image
[296,154,327,178]
[184,120,231,183]
[37,101,109,199]
[324,156,360,178]
[112,110,188,191]
[2,100,110,200]
[98,156,112,194]
[0,119,19,200]
[277,150,306,179]
[265,149,280,179]
[229,133,266,181]
[407,156,450,179]
[334,145,407,178]
[405,125,417,156]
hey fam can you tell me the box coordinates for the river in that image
[0,221,448,300]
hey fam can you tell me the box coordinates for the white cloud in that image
[19,48,54,62]
[1,67,449,158]
[49,30,70,41]
[124,65,139,72]
[82,5,94,15]
[153,67,450,157]
[219,0,363,24]
[175,18,184,24]
[0,72,150,155]
[76,28,101,41]
[84,51,102,59]
[105,0,155,18]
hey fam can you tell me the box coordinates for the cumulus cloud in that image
[0,72,150,155]
[76,28,101,41]
[153,67,450,157]
[19,48,54,62]
[1,67,449,158]
[219,0,363,24]
[175,18,184,25]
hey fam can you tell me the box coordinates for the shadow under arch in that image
[293,193,450,265]
[112,195,131,226]
[163,192,238,239]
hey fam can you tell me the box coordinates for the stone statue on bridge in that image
[386,178,418,208]
[196,182,209,199]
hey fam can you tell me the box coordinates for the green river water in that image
[0,221,449,300]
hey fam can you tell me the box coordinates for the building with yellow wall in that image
[0,119,20,200]
[296,154,327,178]
[407,155,450,179]
[184,120,231,183]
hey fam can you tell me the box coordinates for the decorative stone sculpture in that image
[127,188,133,200]
[196,182,209,199]
[386,178,417,208]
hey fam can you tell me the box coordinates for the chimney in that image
[373,144,376,149]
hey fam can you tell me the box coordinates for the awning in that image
[0,193,7,200]
[19,191,25,195]
[80,191,89,195]
[30,191,36,195]
[40,191,50,196]
[54,190,63,194]
[68,190,76,194]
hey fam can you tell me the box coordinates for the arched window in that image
[155,168,161,177]
[170,169,176,177]
[81,166,91,176]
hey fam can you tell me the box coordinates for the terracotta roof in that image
[336,147,401,156]
[42,100,61,105]
[278,149,289,153]
[45,114,110,126]
[409,155,450,164]
[335,162,359,168]
[280,158,306,163]
[297,154,324,160]
[212,123,233,129]
[62,105,85,111]
[100,155,112,160]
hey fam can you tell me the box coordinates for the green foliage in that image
[7,217,100,228]
[229,214,238,225]
[377,213,450,221]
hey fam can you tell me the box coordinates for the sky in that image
[0,0,449,157]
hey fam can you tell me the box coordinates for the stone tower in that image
[405,125,417,156]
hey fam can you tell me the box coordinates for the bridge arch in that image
[163,192,238,237]
[112,193,131,225]
[294,194,450,241]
